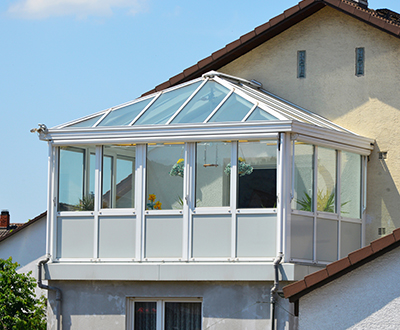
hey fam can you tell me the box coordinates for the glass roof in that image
[55,71,350,133]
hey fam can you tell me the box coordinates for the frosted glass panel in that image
[68,114,103,128]
[208,93,253,123]
[316,218,338,262]
[145,216,183,258]
[291,214,313,260]
[135,81,202,125]
[238,141,277,208]
[171,81,229,124]
[98,98,154,127]
[340,222,361,258]
[192,215,231,258]
[196,142,231,207]
[341,151,361,218]
[57,217,94,258]
[147,144,184,210]
[246,107,278,121]
[99,216,136,258]
[317,147,336,213]
[292,143,314,211]
[237,214,276,258]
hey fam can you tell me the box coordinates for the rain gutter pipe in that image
[270,252,283,330]
[38,256,62,330]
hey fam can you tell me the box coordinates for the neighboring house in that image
[0,210,47,296]
[31,0,400,329]
[283,227,400,329]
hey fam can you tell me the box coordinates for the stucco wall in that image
[47,280,294,330]
[220,6,400,243]
[298,246,400,329]
[0,216,47,296]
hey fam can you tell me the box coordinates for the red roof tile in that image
[141,0,400,97]
[283,230,400,302]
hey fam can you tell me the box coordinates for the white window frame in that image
[126,297,203,330]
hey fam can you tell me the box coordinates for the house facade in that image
[33,0,400,329]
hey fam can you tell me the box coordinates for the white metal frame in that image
[289,138,366,265]
[126,297,203,330]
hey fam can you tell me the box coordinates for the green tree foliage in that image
[0,257,47,330]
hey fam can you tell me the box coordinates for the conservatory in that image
[36,71,373,279]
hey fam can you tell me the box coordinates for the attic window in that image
[297,51,306,78]
[356,48,365,76]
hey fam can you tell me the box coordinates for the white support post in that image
[93,145,102,259]
[313,146,318,262]
[337,150,342,260]
[46,142,55,259]
[135,144,146,261]
[361,155,368,247]
[230,142,238,259]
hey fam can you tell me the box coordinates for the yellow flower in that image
[177,158,184,163]
[238,157,245,162]
[149,194,156,202]
[154,201,162,210]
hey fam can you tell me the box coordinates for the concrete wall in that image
[220,6,400,243]
[47,280,294,330]
[298,245,400,329]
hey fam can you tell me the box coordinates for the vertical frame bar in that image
[182,143,191,261]
[276,133,286,256]
[281,133,292,262]
[47,143,55,258]
[93,146,102,259]
[187,143,196,261]
[136,144,146,261]
[313,146,318,262]
[230,142,238,259]
[361,155,367,247]
[337,151,342,260]
[52,146,60,259]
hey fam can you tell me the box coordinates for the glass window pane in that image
[102,145,136,209]
[237,141,277,208]
[67,114,103,128]
[58,146,95,211]
[341,151,361,218]
[134,81,202,126]
[165,302,201,330]
[171,81,229,124]
[98,98,154,127]
[196,142,231,207]
[246,107,278,121]
[292,143,314,211]
[208,93,253,123]
[147,143,185,210]
[317,147,337,213]
[135,302,157,330]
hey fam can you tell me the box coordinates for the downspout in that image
[38,257,62,330]
[270,252,283,330]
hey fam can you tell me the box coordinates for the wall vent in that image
[378,227,386,235]
[378,152,387,160]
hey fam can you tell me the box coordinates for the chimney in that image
[352,0,368,9]
[0,210,10,228]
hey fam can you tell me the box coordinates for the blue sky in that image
[0,0,399,222]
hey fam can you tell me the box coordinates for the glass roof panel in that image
[171,81,229,124]
[246,107,278,121]
[208,93,253,123]
[67,114,104,128]
[134,81,202,126]
[98,97,154,127]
